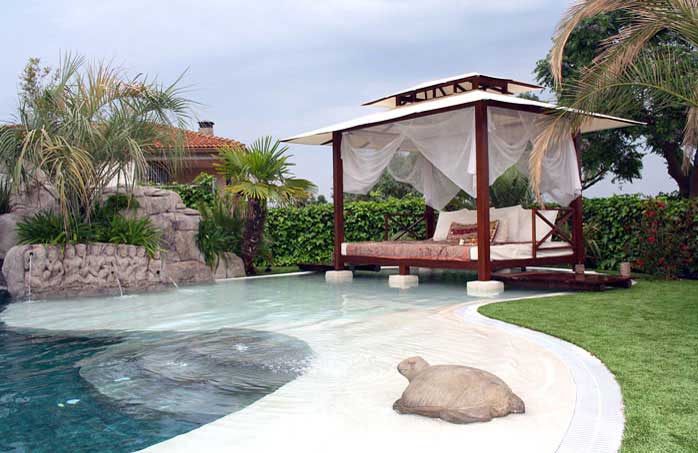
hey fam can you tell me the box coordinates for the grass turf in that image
[479,280,698,453]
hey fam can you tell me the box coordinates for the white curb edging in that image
[460,297,625,453]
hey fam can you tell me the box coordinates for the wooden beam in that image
[571,134,585,265]
[332,131,345,270]
[474,101,492,281]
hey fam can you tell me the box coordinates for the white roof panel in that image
[283,90,643,146]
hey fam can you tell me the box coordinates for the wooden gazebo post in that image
[474,101,492,281]
[332,131,345,271]
[466,101,503,296]
[572,134,586,272]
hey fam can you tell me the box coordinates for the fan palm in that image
[0,53,193,231]
[531,0,698,199]
[215,136,317,274]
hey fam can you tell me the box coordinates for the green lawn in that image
[479,280,698,453]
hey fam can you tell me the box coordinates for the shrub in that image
[17,197,161,257]
[266,197,426,266]
[106,216,161,257]
[629,198,698,278]
[197,195,243,268]
[157,172,217,209]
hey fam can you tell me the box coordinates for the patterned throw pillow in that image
[446,221,499,244]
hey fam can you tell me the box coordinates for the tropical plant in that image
[106,216,161,257]
[0,177,11,214]
[531,0,698,199]
[17,198,161,257]
[215,136,317,274]
[157,172,217,209]
[196,194,244,268]
[0,54,193,233]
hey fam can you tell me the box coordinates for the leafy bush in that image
[157,172,217,209]
[265,194,697,278]
[106,216,161,257]
[197,195,243,268]
[629,198,698,278]
[17,196,161,256]
[266,198,426,266]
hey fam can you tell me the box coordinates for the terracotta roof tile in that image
[180,129,243,150]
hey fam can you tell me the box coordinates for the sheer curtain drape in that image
[341,106,581,210]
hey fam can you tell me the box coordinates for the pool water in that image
[0,271,540,452]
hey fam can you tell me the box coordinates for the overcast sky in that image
[0,0,676,199]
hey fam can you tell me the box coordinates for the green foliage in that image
[17,211,89,245]
[583,195,698,277]
[345,172,420,202]
[17,197,161,256]
[535,13,644,189]
[157,172,217,209]
[106,216,162,257]
[266,198,426,266]
[0,54,193,234]
[197,195,243,268]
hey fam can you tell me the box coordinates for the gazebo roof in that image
[283,88,643,146]
[362,73,543,108]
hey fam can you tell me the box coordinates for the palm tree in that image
[0,54,193,231]
[215,136,317,275]
[531,0,698,199]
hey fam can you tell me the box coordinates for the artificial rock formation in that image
[2,243,167,298]
[1,186,245,299]
[393,356,525,424]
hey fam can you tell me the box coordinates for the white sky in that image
[0,0,678,199]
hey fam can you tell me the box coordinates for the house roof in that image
[283,89,644,146]
[175,129,243,152]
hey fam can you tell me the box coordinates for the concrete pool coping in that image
[137,287,624,453]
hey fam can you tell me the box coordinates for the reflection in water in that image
[79,329,312,423]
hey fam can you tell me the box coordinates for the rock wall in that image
[3,243,167,299]
[104,186,214,285]
[1,185,245,299]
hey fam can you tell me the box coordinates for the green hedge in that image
[266,197,426,266]
[266,194,698,277]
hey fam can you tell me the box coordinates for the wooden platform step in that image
[493,271,632,291]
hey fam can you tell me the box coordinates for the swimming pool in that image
[1,271,569,452]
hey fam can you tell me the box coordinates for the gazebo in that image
[284,73,640,294]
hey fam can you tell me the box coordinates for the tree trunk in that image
[241,198,266,276]
[690,151,698,199]
[661,142,691,196]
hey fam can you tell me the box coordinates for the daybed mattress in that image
[341,241,573,262]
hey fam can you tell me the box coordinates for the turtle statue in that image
[393,356,525,424]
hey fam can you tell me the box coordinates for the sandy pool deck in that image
[1,281,623,453]
[140,303,576,453]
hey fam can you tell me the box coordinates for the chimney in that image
[198,120,214,136]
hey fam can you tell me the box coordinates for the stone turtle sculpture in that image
[393,356,525,424]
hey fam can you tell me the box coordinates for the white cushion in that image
[513,209,559,243]
[433,209,477,241]
[490,205,524,243]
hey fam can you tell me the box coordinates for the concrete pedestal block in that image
[466,280,504,297]
[388,274,419,289]
[574,264,586,274]
[325,270,353,283]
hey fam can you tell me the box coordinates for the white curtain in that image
[341,106,581,210]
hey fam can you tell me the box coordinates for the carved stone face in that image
[64,246,76,258]
[118,245,128,257]
[136,247,146,258]
[89,244,102,255]
[75,244,87,257]
[46,246,58,261]
[104,245,115,256]
[128,246,137,258]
